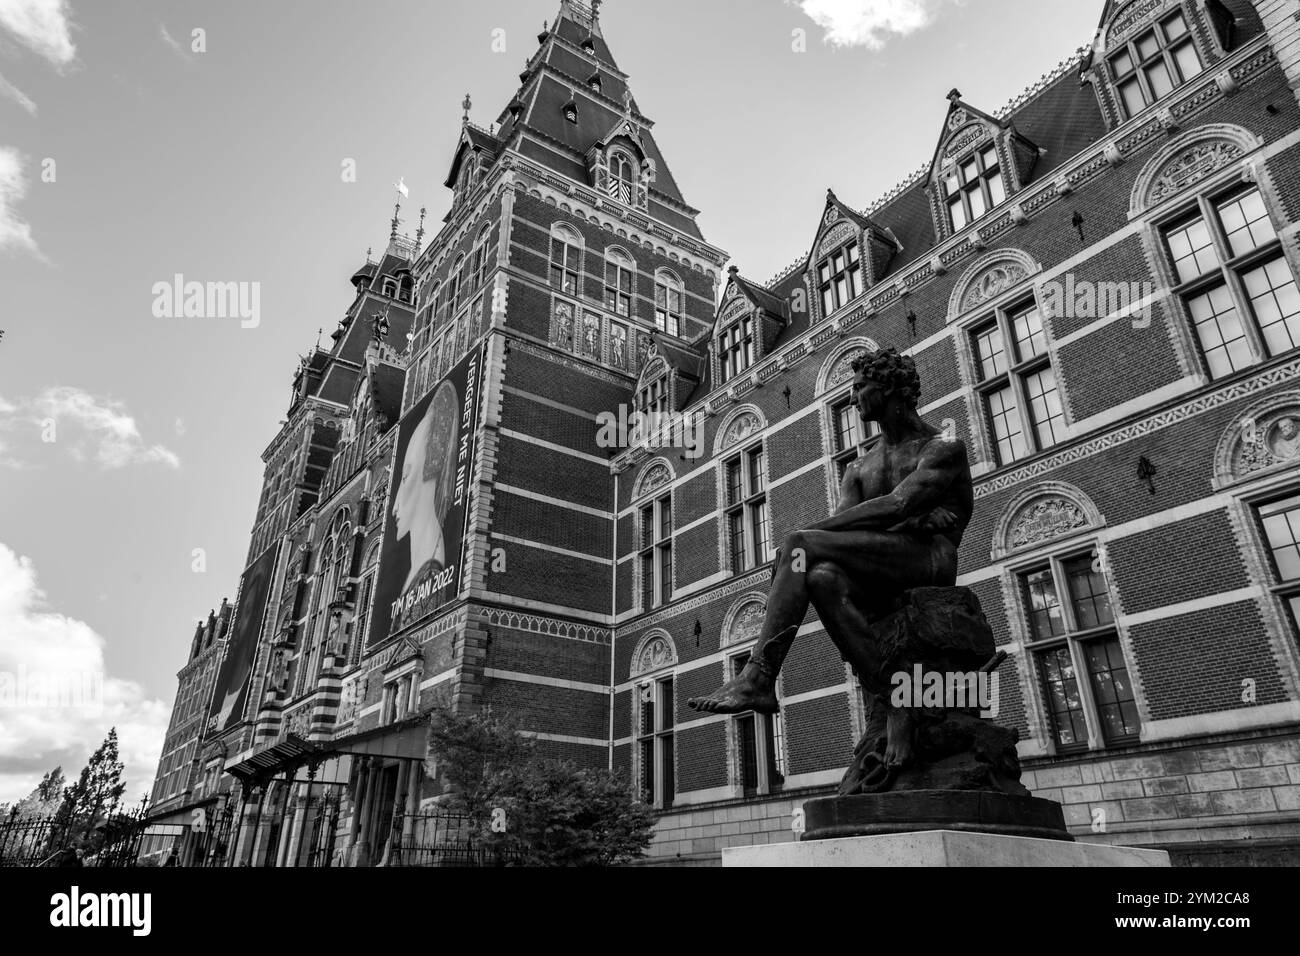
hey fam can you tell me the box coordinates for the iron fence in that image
[0,802,150,867]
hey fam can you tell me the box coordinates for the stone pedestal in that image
[723,830,1171,867]
[804,790,1072,842]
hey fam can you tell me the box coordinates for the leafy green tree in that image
[425,707,655,866]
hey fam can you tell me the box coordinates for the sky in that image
[0,0,1102,803]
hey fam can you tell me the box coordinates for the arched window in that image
[549,224,582,296]
[450,253,465,312]
[605,247,635,318]
[381,277,398,299]
[608,151,635,204]
[654,270,683,337]
[471,225,491,293]
[630,632,677,809]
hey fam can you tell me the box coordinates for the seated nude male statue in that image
[688,348,973,769]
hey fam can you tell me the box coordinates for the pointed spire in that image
[462,92,472,125]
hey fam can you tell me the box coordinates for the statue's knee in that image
[783,530,809,558]
[806,563,842,597]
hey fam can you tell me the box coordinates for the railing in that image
[0,803,150,867]
[387,810,523,867]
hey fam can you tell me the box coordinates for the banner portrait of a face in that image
[207,543,279,734]
[370,346,483,647]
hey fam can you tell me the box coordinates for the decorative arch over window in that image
[948,248,1042,320]
[549,222,583,296]
[630,630,677,677]
[816,337,882,397]
[1213,391,1300,489]
[993,481,1105,559]
[721,593,767,648]
[632,457,675,501]
[1128,123,1262,217]
[714,404,766,456]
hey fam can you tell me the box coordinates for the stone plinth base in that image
[804,790,1072,842]
[723,830,1172,867]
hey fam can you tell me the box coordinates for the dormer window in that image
[563,98,579,124]
[719,315,755,384]
[1109,10,1203,119]
[608,151,635,204]
[588,71,602,94]
[654,271,683,337]
[816,240,862,317]
[381,278,398,299]
[638,375,668,416]
[943,145,1006,232]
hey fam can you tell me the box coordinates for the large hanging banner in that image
[369,343,485,647]
[207,543,280,734]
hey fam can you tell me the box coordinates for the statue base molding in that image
[723,828,1172,868]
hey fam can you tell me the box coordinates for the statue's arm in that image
[810,438,964,533]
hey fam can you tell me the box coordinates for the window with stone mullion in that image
[1163,186,1299,380]
[1022,552,1139,752]
[1259,494,1300,639]
[1108,10,1203,119]
[972,300,1063,466]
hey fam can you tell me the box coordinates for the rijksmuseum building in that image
[144,0,1300,866]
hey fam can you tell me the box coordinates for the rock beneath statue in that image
[837,585,1027,799]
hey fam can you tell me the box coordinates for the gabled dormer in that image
[587,114,654,211]
[1081,0,1245,130]
[443,122,501,219]
[711,266,787,388]
[926,90,1039,242]
[633,336,703,416]
[805,190,901,323]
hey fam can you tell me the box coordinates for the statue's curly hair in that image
[850,348,921,406]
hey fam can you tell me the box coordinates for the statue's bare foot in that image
[883,709,916,768]
[687,663,778,715]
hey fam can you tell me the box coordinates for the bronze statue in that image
[690,348,1025,798]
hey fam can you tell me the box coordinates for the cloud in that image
[0,542,171,804]
[0,146,41,258]
[158,23,189,61]
[0,386,181,469]
[0,67,35,114]
[0,0,76,69]
[789,0,962,49]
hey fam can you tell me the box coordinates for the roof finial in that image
[315,327,323,349]
[592,0,602,20]
[947,88,962,102]
[462,92,472,125]
[622,87,633,116]
[415,206,427,249]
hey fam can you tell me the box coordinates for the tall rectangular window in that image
[1163,187,1298,380]
[729,652,785,795]
[638,676,674,808]
[719,317,756,384]
[972,301,1061,466]
[550,234,580,295]
[605,257,634,317]
[724,445,769,572]
[1022,551,1138,752]
[639,493,672,609]
[655,277,683,337]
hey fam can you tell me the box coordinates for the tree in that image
[59,729,127,850]
[14,767,66,817]
[425,707,655,866]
